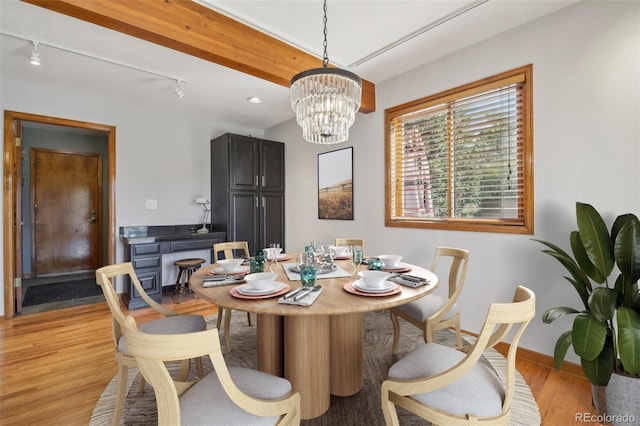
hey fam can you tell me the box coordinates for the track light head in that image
[30,41,41,66]
[174,80,184,99]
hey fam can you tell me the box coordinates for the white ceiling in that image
[1,0,578,130]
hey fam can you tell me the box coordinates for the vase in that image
[591,372,640,425]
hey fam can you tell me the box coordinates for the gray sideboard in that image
[121,225,225,309]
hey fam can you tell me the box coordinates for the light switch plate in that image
[145,199,157,209]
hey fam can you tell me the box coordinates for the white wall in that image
[0,75,264,315]
[267,0,640,361]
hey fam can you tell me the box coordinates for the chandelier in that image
[290,0,362,144]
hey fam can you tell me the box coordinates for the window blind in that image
[388,77,526,225]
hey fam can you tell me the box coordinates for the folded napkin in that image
[278,287,323,306]
[203,278,246,288]
[388,275,428,288]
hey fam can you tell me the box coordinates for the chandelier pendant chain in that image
[322,0,329,68]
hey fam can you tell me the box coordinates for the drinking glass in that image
[299,265,317,287]
[367,257,383,271]
[250,258,264,273]
[264,247,280,272]
[350,246,363,277]
[268,243,282,270]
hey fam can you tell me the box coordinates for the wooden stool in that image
[173,258,206,303]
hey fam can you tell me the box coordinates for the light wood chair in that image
[213,241,252,351]
[95,263,206,426]
[123,315,301,425]
[334,238,364,254]
[382,285,536,425]
[390,247,469,352]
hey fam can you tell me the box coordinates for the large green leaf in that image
[588,287,618,322]
[576,202,614,279]
[543,306,580,323]
[572,312,607,360]
[572,231,606,283]
[533,239,592,307]
[562,276,591,311]
[532,238,577,262]
[553,330,573,370]
[581,341,615,386]
[615,218,640,285]
[617,307,640,376]
[611,213,638,243]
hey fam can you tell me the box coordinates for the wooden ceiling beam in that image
[22,0,376,113]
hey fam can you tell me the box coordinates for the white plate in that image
[353,280,396,293]
[236,282,284,295]
[276,254,289,260]
[213,266,248,274]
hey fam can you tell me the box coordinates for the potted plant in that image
[533,202,640,420]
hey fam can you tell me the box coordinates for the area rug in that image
[90,310,541,425]
[23,278,103,306]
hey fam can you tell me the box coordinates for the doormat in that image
[22,279,103,307]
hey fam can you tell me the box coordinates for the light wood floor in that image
[0,295,601,425]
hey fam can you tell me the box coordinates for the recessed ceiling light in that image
[247,96,262,104]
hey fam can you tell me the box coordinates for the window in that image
[385,65,533,234]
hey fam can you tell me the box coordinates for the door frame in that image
[3,110,116,319]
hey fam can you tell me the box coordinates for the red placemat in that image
[230,283,290,299]
[342,281,401,297]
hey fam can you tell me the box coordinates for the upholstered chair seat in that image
[388,343,504,418]
[124,316,301,425]
[381,286,536,426]
[390,247,469,352]
[392,295,458,324]
[180,366,293,425]
[116,315,206,355]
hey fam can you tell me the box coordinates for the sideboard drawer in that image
[132,243,161,256]
[132,256,161,269]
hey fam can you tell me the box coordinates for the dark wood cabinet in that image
[211,133,285,254]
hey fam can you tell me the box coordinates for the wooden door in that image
[31,149,102,275]
[14,121,24,313]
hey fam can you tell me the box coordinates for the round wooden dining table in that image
[190,257,438,419]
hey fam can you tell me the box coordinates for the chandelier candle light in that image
[290,0,362,144]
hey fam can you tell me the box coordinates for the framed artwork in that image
[318,147,353,220]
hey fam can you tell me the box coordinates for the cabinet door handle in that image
[255,175,259,186]
[262,196,265,208]
[261,175,266,187]
[255,196,259,208]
